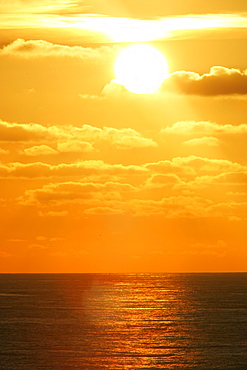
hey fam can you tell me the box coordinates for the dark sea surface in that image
[0,273,247,369]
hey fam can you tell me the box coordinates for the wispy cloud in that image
[183,137,220,147]
[161,121,247,135]
[1,5,247,43]
[0,0,77,14]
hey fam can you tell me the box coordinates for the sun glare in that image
[114,44,169,94]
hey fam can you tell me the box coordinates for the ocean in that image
[0,273,247,369]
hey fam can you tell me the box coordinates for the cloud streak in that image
[183,136,220,146]
[1,39,116,59]
[162,120,247,135]
[0,160,147,179]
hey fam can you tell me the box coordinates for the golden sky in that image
[0,0,247,272]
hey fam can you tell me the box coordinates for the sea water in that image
[0,273,247,369]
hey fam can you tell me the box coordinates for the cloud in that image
[0,119,68,142]
[45,211,69,217]
[57,141,94,153]
[28,243,48,249]
[227,191,247,197]
[79,93,105,100]
[1,39,116,60]
[1,154,244,180]
[163,66,247,96]
[176,156,245,173]
[207,201,247,219]
[0,0,77,15]
[102,80,130,97]
[143,156,247,195]
[144,159,196,176]
[84,207,125,215]
[16,174,247,219]
[144,174,182,188]
[0,119,156,150]
[100,127,157,149]
[130,196,213,218]
[19,181,137,205]
[0,147,9,154]
[146,155,245,176]
[183,136,220,146]
[0,163,12,177]
[130,195,247,220]
[173,171,247,193]
[0,160,147,179]
[215,172,247,185]
[24,186,215,218]
[24,145,58,156]
[161,120,247,135]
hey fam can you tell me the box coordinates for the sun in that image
[114,44,169,95]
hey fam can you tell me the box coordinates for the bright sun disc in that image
[114,44,168,94]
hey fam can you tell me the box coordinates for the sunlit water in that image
[0,273,247,369]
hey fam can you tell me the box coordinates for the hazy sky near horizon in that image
[0,0,247,272]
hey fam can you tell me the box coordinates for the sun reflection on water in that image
[43,273,247,369]
[71,273,196,369]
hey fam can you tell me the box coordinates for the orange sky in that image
[0,0,247,272]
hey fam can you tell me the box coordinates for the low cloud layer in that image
[0,119,157,151]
